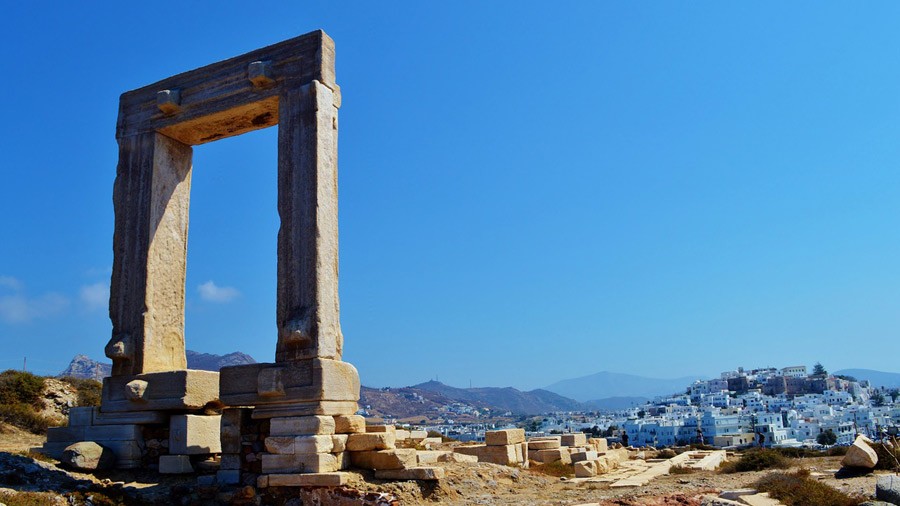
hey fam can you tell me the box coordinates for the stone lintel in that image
[92,407,168,425]
[117,30,337,144]
[101,369,220,412]
[219,358,359,410]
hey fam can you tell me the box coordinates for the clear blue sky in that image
[1,2,899,390]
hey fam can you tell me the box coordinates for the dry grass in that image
[0,403,57,434]
[530,460,574,478]
[668,464,696,474]
[754,469,864,506]
[0,490,64,506]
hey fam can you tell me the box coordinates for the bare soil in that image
[0,430,886,505]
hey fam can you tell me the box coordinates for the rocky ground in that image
[0,428,888,506]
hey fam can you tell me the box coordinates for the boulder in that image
[876,475,900,505]
[842,435,878,469]
[61,441,116,471]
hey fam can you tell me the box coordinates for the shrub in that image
[817,429,838,446]
[0,490,66,506]
[657,448,677,459]
[754,469,863,506]
[0,370,45,407]
[867,439,900,471]
[826,445,848,457]
[0,403,56,434]
[59,377,102,407]
[719,448,791,473]
[770,447,826,459]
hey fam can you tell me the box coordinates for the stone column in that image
[107,132,192,376]
[275,80,342,363]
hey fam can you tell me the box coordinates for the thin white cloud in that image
[85,266,112,277]
[198,280,240,303]
[80,282,109,311]
[0,276,22,291]
[0,292,69,323]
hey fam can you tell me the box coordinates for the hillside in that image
[359,381,583,420]
[413,380,582,414]
[834,368,900,388]
[543,371,704,402]
[583,396,650,411]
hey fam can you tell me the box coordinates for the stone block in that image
[528,437,561,450]
[270,415,335,436]
[366,424,396,434]
[217,470,240,485]
[62,441,116,471]
[92,408,167,425]
[347,432,396,451]
[589,437,608,452]
[67,407,94,426]
[159,455,193,474]
[170,414,222,455]
[395,429,410,440]
[572,450,598,463]
[261,452,340,474]
[333,415,365,434]
[295,435,335,454]
[265,437,296,454]
[421,437,442,448]
[561,433,587,447]
[47,426,86,443]
[574,460,596,477]
[220,409,245,453]
[220,454,241,470]
[877,474,900,504]
[454,444,519,465]
[101,369,219,412]
[538,448,571,464]
[85,424,142,441]
[486,429,525,446]
[416,450,448,464]
[332,434,348,452]
[350,449,416,470]
[439,452,477,463]
[375,467,445,481]
[842,435,878,469]
[219,360,360,417]
[266,472,349,487]
[408,430,427,441]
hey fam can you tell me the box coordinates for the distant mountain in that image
[358,381,582,420]
[58,350,256,379]
[543,371,705,402]
[185,350,256,371]
[583,396,650,411]
[412,380,582,414]
[58,354,111,381]
[834,369,900,388]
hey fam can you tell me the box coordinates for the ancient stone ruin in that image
[40,31,673,495]
[42,30,366,485]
